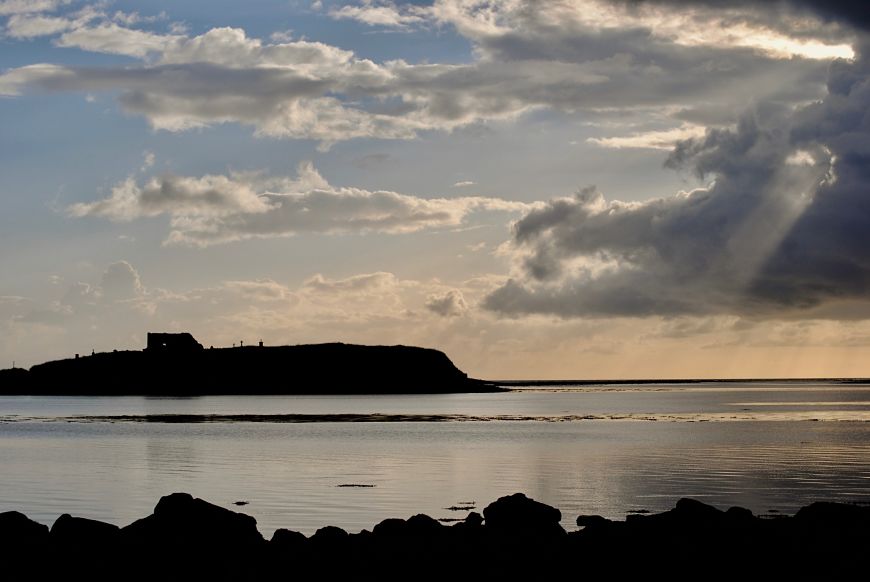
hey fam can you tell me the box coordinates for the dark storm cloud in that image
[634,1,870,31]
[751,46,870,310]
[485,46,870,319]
[797,1,870,31]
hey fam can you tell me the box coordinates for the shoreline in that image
[4,492,870,577]
[499,377,870,385]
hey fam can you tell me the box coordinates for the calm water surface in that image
[2,381,870,535]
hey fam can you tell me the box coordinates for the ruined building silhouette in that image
[146,332,204,352]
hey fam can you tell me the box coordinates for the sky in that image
[1,0,870,379]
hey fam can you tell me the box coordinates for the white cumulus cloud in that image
[68,162,532,246]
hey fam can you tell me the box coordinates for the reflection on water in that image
[1,382,870,535]
[147,439,199,476]
[9,411,870,422]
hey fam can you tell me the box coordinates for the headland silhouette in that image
[0,332,501,395]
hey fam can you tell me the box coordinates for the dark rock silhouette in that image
[0,510,50,577]
[0,333,501,395]
[122,492,264,550]
[48,514,122,578]
[270,527,306,548]
[482,492,564,538]
[51,513,120,545]
[310,525,350,546]
[0,510,49,550]
[6,493,870,578]
[371,517,407,537]
[464,511,484,528]
[372,513,444,539]
[794,500,870,528]
[120,492,266,579]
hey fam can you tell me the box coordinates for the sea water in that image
[1,381,870,535]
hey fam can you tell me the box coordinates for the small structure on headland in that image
[146,332,204,352]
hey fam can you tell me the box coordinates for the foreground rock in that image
[122,492,264,549]
[0,510,49,550]
[483,492,564,538]
[51,513,120,546]
[4,493,870,578]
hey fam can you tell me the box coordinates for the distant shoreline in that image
[499,377,870,385]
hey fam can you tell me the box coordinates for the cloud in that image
[140,151,155,172]
[219,279,296,301]
[110,10,167,27]
[627,0,870,34]
[425,289,468,317]
[587,124,708,150]
[99,261,143,302]
[55,21,181,57]
[68,173,276,221]
[15,304,73,325]
[12,261,144,329]
[0,296,31,322]
[0,0,68,16]
[68,162,531,246]
[0,2,856,145]
[3,5,175,54]
[60,281,97,310]
[453,180,475,188]
[426,0,854,61]
[304,272,399,294]
[485,46,870,320]
[5,13,76,37]
[329,1,426,28]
